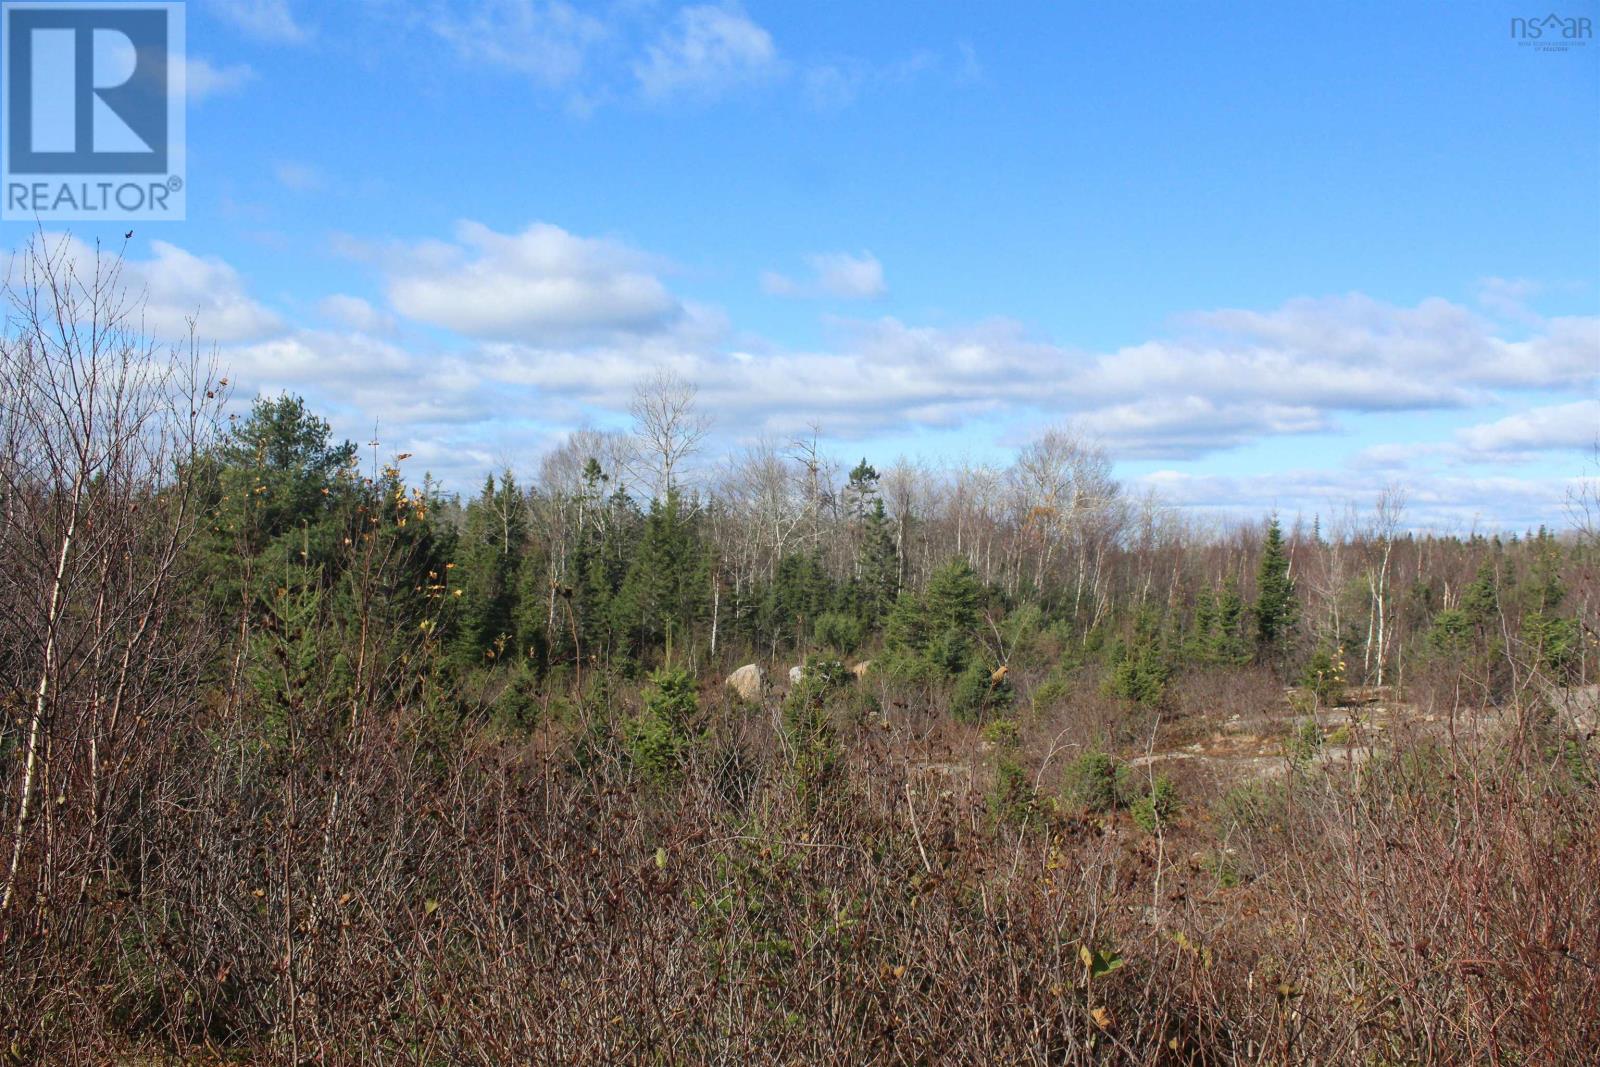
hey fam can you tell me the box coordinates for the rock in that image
[725,663,766,702]
[789,665,805,685]
[850,661,872,679]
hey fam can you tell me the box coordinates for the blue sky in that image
[9,0,1598,529]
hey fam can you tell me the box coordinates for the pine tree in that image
[203,394,359,619]
[761,552,835,650]
[216,394,357,552]
[884,558,983,678]
[1186,585,1218,663]
[843,458,880,525]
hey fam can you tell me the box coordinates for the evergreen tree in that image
[884,557,983,677]
[1522,530,1579,677]
[615,489,706,662]
[760,552,835,650]
[202,394,359,618]
[925,557,982,636]
[216,394,357,552]
[449,473,528,668]
[1105,605,1170,707]
[1254,517,1297,658]
[843,458,881,525]
[852,497,899,628]
[1212,578,1249,664]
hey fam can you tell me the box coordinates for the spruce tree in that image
[449,473,527,668]
[1254,517,1297,658]
[615,489,706,662]
[853,497,899,627]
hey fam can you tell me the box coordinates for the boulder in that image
[725,663,766,702]
[788,665,806,685]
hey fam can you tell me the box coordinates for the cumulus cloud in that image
[114,240,282,344]
[19,223,1589,523]
[384,221,681,342]
[225,329,488,427]
[446,276,1596,456]
[762,251,887,300]
[1475,276,1543,324]
[1456,400,1600,460]
[1071,399,1330,459]
[635,4,780,100]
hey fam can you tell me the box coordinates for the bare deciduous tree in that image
[628,368,710,499]
[0,233,223,910]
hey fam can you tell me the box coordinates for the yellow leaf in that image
[1090,1006,1113,1029]
[424,898,440,915]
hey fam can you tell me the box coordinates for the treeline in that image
[191,387,1594,722]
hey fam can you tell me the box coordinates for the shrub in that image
[490,668,542,731]
[1062,750,1127,813]
[989,756,1036,826]
[1129,774,1180,833]
[1299,645,1346,706]
[623,668,700,787]
[951,660,992,723]
[1029,669,1072,712]
[782,658,847,800]
[1287,717,1323,765]
[981,717,1021,749]
[813,611,863,654]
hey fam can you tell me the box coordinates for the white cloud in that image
[425,0,606,87]
[635,4,780,100]
[184,57,255,101]
[272,161,323,192]
[318,294,392,333]
[226,329,488,427]
[14,236,281,345]
[763,251,886,300]
[210,0,308,44]
[1457,400,1600,459]
[138,242,281,343]
[451,278,1597,457]
[1135,468,1578,533]
[1071,398,1330,459]
[802,50,937,110]
[384,221,681,342]
[20,223,1588,522]
[1475,276,1543,324]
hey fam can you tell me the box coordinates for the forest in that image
[1,240,1596,1063]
